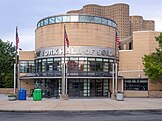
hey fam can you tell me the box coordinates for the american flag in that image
[65,29,69,48]
[116,31,120,49]
[16,27,19,49]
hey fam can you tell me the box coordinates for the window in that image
[87,58,96,72]
[124,79,148,91]
[95,17,101,24]
[78,57,87,71]
[54,58,61,71]
[71,16,78,22]
[101,18,107,25]
[67,57,78,72]
[37,22,41,28]
[40,20,44,26]
[63,16,70,22]
[37,15,118,30]
[49,17,55,24]
[42,59,46,72]
[47,58,53,71]
[44,19,49,25]
[56,16,63,23]
[79,15,86,22]
[20,60,35,73]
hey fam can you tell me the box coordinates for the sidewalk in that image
[0,94,162,112]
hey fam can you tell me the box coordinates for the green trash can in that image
[33,89,42,101]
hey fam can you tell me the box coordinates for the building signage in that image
[36,46,117,59]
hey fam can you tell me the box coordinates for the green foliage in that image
[143,33,162,80]
[0,39,16,87]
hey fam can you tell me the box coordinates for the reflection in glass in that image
[67,57,78,72]
[79,16,86,22]
[49,17,55,24]
[102,18,107,25]
[95,17,101,24]
[40,21,44,26]
[56,16,63,22]
[37,15,117,29]
[44,19,49,25]
[79,58,87,71]
[63,16,70,22]
[71,16,78,22]
[88,58,96,71]
[20,61,35,73]
[47,58,53,71]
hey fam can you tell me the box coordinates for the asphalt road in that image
[0,110,162,121]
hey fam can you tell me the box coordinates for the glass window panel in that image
[49,17,55,24]
[54,58,61,72]
[79,57,87,71]
[124,79,148,91]
[109,59,114,62]
[88,58,95,61]
[108,20,111,26]
[20,60,34,73]
[47,58,53,62]
[40,20,44,26]
[96,58,102,61]
[44,19,48,25]
[103,59,108,62]
[71,16,78,22]
[102,18,107,25]
[79,16,86,22]
[95,17,101,24]
[85,16,94,22]
[56,16,63,23]
[68,57,78,72]
[37,22,41,28]
[42,59,46,72]
[140,80,147,83]
[63,16,70,22]
[96,61,102,71]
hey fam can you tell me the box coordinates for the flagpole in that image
[14,26,18,94]
[115,30,119,96]
[115,30,118,96]
[60,25,68,100]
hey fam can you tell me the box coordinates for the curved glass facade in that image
[32,57,115,77]
[37,15,117,29]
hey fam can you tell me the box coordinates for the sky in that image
[0,0,162,50]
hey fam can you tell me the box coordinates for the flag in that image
[16,27,19,49]
[65,29,69,48]
[116,31,120,49]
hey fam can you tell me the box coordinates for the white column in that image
[62,63,65,95]
[65,63,68,94]
[17,63,20,91]
[112,63,115,95]
[115,62,118,94]
[14,63,16,94]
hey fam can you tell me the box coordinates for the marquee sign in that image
[36,46,118,59]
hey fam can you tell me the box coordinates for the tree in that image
[0,39,16,88]
[142,33,162,80]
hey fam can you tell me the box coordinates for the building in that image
[19,3,162,98]
[19,14,122,98]
[119,31,162,97]
[67,3,155,50]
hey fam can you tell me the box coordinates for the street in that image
[0,110,162,121]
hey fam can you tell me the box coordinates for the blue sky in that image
[0,0,162,50]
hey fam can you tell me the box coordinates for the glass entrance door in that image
[95,79,103,96]
[68,79,80,97]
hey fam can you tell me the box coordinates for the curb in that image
[0,109,162,113]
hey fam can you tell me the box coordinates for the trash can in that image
[33,89,42,101]
[116,92,124,101]
[19,88,26,100]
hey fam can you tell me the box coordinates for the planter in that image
[8,94,17,101]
